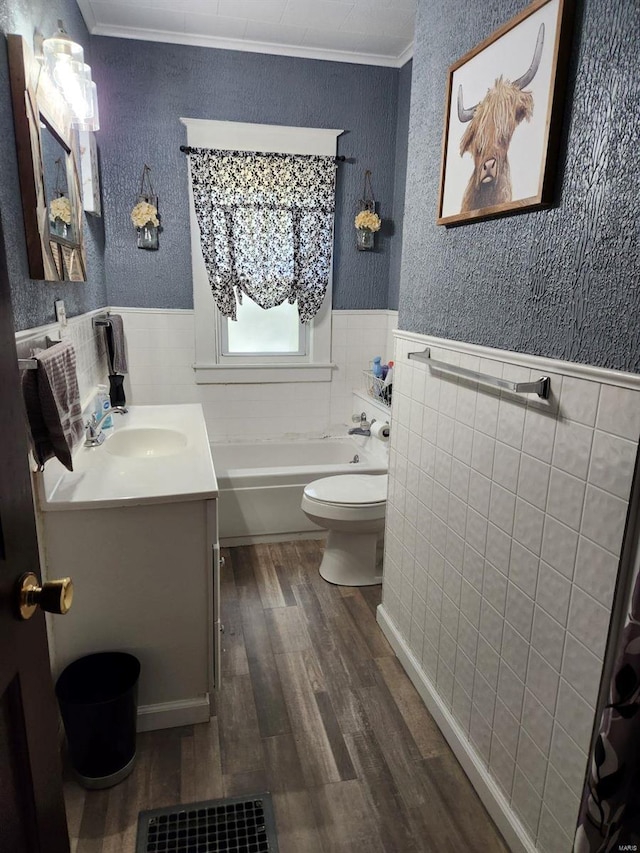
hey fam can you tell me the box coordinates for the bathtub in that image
[211,436,388,544]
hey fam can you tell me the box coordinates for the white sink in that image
[104,427,188,458]
[39,405,218,511]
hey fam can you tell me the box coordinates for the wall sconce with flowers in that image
[354,169,381,251]
[131,165,160,251]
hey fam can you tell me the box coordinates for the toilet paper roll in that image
[371,421,390,442]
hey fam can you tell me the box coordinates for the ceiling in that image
[76,0,416,67]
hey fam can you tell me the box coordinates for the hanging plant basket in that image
[354,170,380,251]
[134,194,159,250]
[131,165,160,251]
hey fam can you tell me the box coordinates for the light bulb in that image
[43,20,84,81]
[56,58,91,119]
[74,82,100,132]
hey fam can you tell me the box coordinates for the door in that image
[0,217,70,851]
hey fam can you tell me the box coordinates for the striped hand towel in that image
[22,341,85,471]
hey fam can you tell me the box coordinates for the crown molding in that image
[85,22,411,68]
[396,42,414,67]
[76,0,97,32]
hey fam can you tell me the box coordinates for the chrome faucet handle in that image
[85,413,99,437]
[84,408,127,447]
[351,412,368,424]
[84,414,106,447]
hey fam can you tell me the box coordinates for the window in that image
[221,297,308,358]
[182,119,342,383]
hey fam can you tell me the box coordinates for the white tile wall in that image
[15,310,109,411]
[15,304,398,447]
[116,307,397,440]
[380,331,640,853]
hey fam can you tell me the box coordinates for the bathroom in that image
[1,0,639,851]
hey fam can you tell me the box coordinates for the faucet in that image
[84,406,128,447]
[348,412,374,437]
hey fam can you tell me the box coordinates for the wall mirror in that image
[7,34,87,281]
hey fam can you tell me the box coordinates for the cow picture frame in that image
[436,0,574,226]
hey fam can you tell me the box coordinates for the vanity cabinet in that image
[36,404,220,732]
[41,499,220,731]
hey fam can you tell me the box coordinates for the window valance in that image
[188,148,336,323]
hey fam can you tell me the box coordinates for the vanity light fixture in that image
[74,67,100,132]
[42,21,99,131]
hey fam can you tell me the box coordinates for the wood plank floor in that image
[65,541,509,852]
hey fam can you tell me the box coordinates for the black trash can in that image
[56,652,140,790]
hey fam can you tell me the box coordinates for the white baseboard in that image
[220,531,326,547]
[376,605,537,853]
[136,697,211,732]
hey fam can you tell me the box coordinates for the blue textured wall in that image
[0,0,106,331]
[401,0,640,372]
[92,38,400,311]
[388,59,412,312]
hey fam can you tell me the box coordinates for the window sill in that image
[193,363,335,384]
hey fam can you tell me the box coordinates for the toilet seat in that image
[303,474,387,506]
[301,474,387,524]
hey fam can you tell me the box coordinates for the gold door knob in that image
[17,572,74,620]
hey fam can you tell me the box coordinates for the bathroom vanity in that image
[36,405,220,732]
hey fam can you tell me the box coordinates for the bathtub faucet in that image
[84,406,128,447]
[348,412,374,437]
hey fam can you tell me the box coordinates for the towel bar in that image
[18,358,38,370]
[408,348,550,399]
[93,315,112,327]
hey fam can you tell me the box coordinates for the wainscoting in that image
[379,331,640,853]
[15,309,109,412]
[14,306,397,440]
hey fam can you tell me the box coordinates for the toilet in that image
[301,474,388,586]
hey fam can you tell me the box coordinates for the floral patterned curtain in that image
[188,148,336,323]
[573,572,640,852]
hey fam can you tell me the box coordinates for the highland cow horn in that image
[513,23,545,90]
[457,84,476,123]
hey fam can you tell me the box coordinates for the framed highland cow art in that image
[437,0,574,226]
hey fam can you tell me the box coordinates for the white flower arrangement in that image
[49,196,72,225]
[354,209,381,232]
[131,200,159,229]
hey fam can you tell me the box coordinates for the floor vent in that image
[136,793,279,853]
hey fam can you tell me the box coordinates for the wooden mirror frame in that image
[7,34,87,282]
